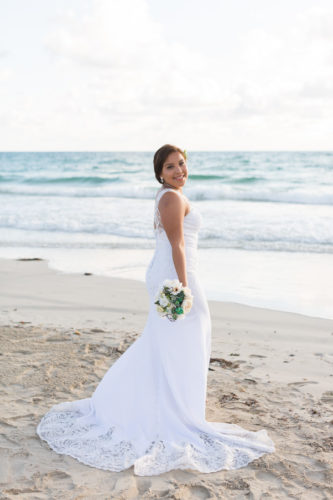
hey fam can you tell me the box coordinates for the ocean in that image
[1,151,332,319]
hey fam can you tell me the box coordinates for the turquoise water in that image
[0,151,332,253]
[0,151,332,318]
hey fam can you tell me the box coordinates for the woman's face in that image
[161,151,188,189]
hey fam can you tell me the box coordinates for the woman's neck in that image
[162,182,182,192]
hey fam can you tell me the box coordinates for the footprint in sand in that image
[321,390,333,402]
[287,381,318,387]
[170,483,213,499]
[39,470,75,491]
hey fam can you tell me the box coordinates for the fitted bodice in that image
[153,187,202,248]
[145,188,202,296]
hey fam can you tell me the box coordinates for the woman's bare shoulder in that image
[158,190,184,210]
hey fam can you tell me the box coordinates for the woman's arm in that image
[158,192,188,287]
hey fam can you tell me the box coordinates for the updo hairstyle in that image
[153,144,186,184]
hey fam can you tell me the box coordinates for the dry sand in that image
[0,258,332,499]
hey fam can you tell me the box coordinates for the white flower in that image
[159,295,169,307]
[156,305,167,316]
[171,282,182,294]
[155,285,164,300]
[183,298,193,314]
[163,279,174,288]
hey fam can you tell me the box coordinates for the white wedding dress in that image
[36,186,275,476]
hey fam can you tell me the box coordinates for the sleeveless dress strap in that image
[155,187,182,204]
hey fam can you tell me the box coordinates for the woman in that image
[37,144,275,476]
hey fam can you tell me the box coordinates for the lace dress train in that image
[36,187,275,476]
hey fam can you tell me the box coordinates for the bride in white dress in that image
[37,144,275,476]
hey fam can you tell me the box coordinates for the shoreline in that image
[0,248,332,321]
[1,256,333,497]
[1,256,332,399]
[1,254,332,321]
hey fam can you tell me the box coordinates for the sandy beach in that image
[0,257,332,499]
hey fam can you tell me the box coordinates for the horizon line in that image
[1,149,332,154]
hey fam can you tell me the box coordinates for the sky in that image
[0,0,332,151]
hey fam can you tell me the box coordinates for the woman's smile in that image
[161,151,188,190]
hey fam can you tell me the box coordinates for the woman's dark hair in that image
[153,144,186,184]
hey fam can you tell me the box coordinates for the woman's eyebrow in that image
[165,160,183,167]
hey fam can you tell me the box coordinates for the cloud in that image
[225,8,333,125]
[3,0,333,150]
[44,0,227,115]
[299,5,333,41]
[46,0,162,70]
[0,49,11,82]
[45,1,333,123]
[0,68,12,82]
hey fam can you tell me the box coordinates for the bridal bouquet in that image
[154,279,193,322]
